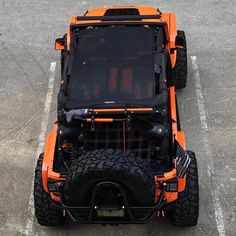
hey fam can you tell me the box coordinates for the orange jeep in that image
[34,6,199,227]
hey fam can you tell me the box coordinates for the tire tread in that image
[34,154,65,226]
[173,30,187,89]
[168,151,199,226]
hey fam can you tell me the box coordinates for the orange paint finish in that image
[155,181,178,203]
[178,175,186,192]
[177,130,186,149]
[161,13,177,67]
[165,192,178,203]
[169,13,177,67]
[69,7,161,28]
[86,118,113,123]
[66,27,70,51]
[155,169,176,182]
[63,6,178,56]
[61,6,179,70]
[175,131,186,192]
[55,41,64,50]
[169,86,178,145]
[86,6,160,17]
[154,166,185,202]
[154,86,187,202]
[42,124,65,193]
[50,193,61,202]
[169,86,177,122]
[49,6,186,205]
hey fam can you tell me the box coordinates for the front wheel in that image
[167,151,199,226]
[173,30,188,89]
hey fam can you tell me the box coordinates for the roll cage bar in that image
[70,22,168,43]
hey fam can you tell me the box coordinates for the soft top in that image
[65,26,159,110]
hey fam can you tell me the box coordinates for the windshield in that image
[66,26,156,110]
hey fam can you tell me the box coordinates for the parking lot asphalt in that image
[0,0,235,235]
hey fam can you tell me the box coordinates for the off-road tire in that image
[64,149,155,208]
[34,154,65,226]
[173,30,187,89]
[168,151,199,226]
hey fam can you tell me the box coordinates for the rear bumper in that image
[56,181,172,224]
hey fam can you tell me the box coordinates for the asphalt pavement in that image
[0,0,235,235]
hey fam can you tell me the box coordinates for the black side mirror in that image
[55,37,65,50]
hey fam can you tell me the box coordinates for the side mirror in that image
[175,35,185,47]
[55,38,65,50]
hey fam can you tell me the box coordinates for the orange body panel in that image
[161,13,177,66]
[65,6,177,67]
[168,86,187,193]
[153,86,187,203]
[46,6,185,205]
[55,41,64,50]
[43,88,185,205]
[87,6,159,17]
[50,193,61,202]
[86,118,113,123]
[169,86,177,136]
[42,124,64,194]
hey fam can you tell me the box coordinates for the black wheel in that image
[168,151,199,226]
[173,30,187,89]
[64,149,155,218]
[34,154,65,226]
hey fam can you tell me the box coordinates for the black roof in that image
[61,26,168,110]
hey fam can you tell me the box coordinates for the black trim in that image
[104,8,140,16]
[175,95,181,130]
[47,179,65,192]
[57,181,167,224]
[165,178,178,192]
[76,14,161,21]
[70,22,166,31]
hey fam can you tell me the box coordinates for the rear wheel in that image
[34,154,65,226]
[173,30,187,89]
[167,151,199,226]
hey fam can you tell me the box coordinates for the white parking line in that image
[191,56,226,236]
[24,62,56,236]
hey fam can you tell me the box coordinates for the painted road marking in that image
[191,56,226,236]
[24,62,56,235]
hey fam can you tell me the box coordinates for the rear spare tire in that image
[63,149,155,218]
[173,30,187,89]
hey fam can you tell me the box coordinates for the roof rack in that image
[76,14,161,21]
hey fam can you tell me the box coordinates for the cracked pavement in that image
[0,0,235,235]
